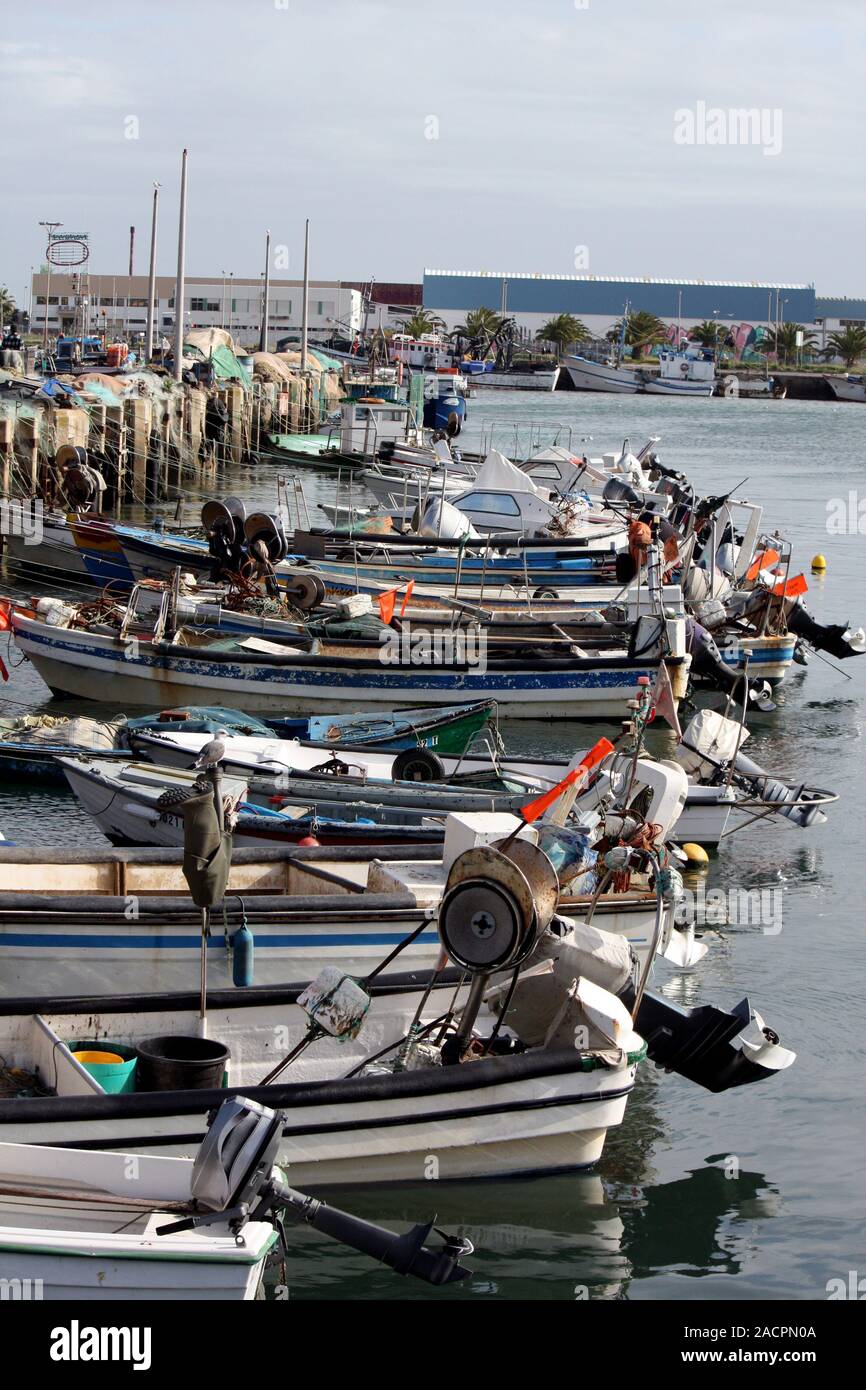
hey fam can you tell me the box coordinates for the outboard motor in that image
[785,601,866,660]
[686,617,775,710]
[157,1096,473,1285]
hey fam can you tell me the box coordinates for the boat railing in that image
[477,421,591,460]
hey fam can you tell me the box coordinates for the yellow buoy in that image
[682,842,710,865]
[812,554,827,572]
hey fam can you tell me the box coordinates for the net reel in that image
[438,836,559,973]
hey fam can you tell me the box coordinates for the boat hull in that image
[13,615,682,719]
[0,994,640,1184]
[564,357,641,394]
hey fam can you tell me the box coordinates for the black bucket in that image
[135,1035,230,1092]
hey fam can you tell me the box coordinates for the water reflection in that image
[268,1072,780,1300]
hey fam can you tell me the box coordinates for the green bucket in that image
[69,1041,138,1094]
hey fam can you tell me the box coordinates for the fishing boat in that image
[467,366,560,392]
[56,755,453,850]
[0,1139,278,1300]
[266,699,495,754]
[0,980,648,1183]
[0,1097,472,1297]
[9,600,690,719]
[0,751,702,994]
[639,346,716,396]
[122,722,743,846]
[564,356,643,394]
[824,374,866,403]
[0,701,494,782]
[0,858,794,1183]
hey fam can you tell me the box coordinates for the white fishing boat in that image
[125,723,740,846]
[0,858,794,1184]
[0,835,663,1184]
[564,354,643,394]
[0,761,702,994]
[467,367,560,392]
[0,1139,277,1300]
[9,602,689,719]
[824,374,866,402]
[640,346,716,396]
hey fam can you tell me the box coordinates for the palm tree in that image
[825,326,866,370]
[0,286,16,331]
[536,314,590,355]
[396,309,445,338]
[609,309,668,359]
[763,323,817,365]
[688,320,724,349]
[449,307,502,341]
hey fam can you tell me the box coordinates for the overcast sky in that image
[2,0,863,301]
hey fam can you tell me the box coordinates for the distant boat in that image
[640,345,716,396]
[564,355,643,394]
[467,366,560,392]
[565,344,717,397]
[825,374,866,402]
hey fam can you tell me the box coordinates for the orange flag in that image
[399,580,415,618]
[520,738,614,823]
[772,573,807,598]
[377,589,398,625]
[747,548,781,582]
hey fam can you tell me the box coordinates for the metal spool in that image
[244,512,286,563]
[222,496,247,523]
[201,499,234,534]
[282,571,325,610]
[438,838,558,972]
[55,444,89,471]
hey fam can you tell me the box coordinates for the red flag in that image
[652,661,682,740]
[399,580,415,618]
[520,737,614,823]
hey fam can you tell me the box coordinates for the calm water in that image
[1,391,864,1300]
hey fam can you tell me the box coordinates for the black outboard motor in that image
[786,602,866,660]
[157,1095,473,1285]
[686,617,774,710]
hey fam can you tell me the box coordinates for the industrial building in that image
[422,269,822,342]
[29,273,365,349]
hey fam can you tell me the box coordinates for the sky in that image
[2,0,864,303]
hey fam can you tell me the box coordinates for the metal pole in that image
[39,220,62,353]
[259,229,271,351]
[145,184,159,362]
[301,218,310,371]
[128,225,135,278]
[173,148,188,383]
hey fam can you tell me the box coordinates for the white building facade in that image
[29,273,363,349]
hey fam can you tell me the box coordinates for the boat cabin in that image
[339,397,417,458]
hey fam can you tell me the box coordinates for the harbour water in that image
[1,390,864,1299]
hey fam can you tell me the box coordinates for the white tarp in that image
[475,449,545,497]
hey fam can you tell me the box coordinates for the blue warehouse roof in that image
[424,270,817,324]
[815,296,866,319]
